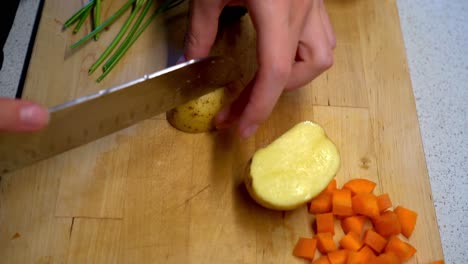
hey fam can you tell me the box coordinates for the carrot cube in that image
[385,236,416,261]
[372,211,401,237]
[316,233,337,254]
[332,189,354,216]
[373,252,401,264]
[377,193,393,213]
[327,249,348,264]
[316,213,335,234]
[310,192,333,214]
[326,179,337,193]
[313,255,331,264]
[352,193,380,218]
[394,206,418,238]
[343,179,376,195]
[293,237,317,260]
[363,229,387,253]
[341,216,367,235]
[339,231,363,251]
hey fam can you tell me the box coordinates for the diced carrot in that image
[372,211,401,237]
[346,246,376,264]
[293,237,317,260]
[394,206,418,238]
[328,249,349,264]
[377,194,392,213]
[316,233,337,254]
[316,213,335,234]
[341,216,367,235]
[326,178,337,193]
[363,229,387,253]
[343,179,376,195]
[385,236,417,261]
[339,231,363,251]
[429,260,445,264]
[333,189,355,216]
[359,245,377,262]
[313,255,331,264]
[346,251,361,264]
[371,252,401,264]
[352,193,380,218]
[310,192,333,214]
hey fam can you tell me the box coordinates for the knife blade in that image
[0,56,241,173]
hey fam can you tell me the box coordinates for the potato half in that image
[166,88,225,133]
[245,121,340,210]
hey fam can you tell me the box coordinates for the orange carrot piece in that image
[333,189,355,216]
[346,246,376,264]
[293,237,317,260]
[326,178,337,193]
[429,260,445,264]
[372,211,401,237]
[316,213,335,234]
[328,249,349,264]
[394,206,418,238]
[346,251,361,264]
[377,194,393,213]
[352,193,380,218]
[359,245,377,262]
[310,192,333,214]
[313,255,331,264]
[316,233,337,254]
[341,216,367,235]
[384,236,417,261]
[363,229,387,253]
[343,179,376,195]
[339,231,363,251]
[371,252,401,264]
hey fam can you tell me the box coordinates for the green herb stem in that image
[89,2,143,75]
[98,0,184,82]
[94,0,101,40]
[63,0,95,29]
[73,4,93,34]
[71,0,135,49]
[102,0,152,72]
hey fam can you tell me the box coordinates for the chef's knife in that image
[0,56,241,173]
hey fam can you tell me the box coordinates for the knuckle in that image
[315,50,334,71]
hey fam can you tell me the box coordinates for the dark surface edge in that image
[15,0,45,99]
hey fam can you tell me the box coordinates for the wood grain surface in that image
[0,0,444,263]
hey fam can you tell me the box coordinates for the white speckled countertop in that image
[1,0,467,262]
[397,1,468,263]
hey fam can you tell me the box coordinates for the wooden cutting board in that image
[0,0,444,263]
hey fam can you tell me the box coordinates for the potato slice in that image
[245,121,340,210]
[166,88,225,133]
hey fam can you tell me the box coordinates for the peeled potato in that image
[245,121,340,210]
[166,87,225,133]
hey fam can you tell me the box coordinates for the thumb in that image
[0,98,49,132]
[184,0,224,59]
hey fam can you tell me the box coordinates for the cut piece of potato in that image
[245,121,340,210]
[166,87,225,133]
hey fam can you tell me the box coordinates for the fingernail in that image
[176,55,186,64]
[20,105,48,127]
[241,124,258,138]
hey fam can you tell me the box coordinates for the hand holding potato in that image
[185,0,336,138]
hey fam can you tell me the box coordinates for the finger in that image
[285,1,334,90]
[184,0,225,59]
[318,0,336,49]
[232,1,293,138]
[0,98,49,132]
